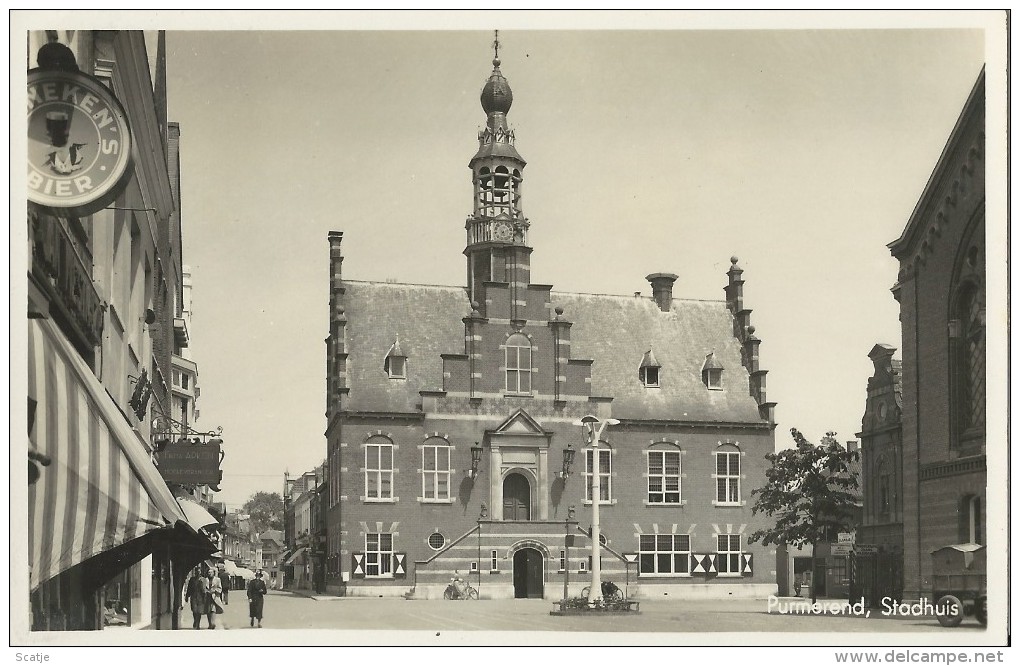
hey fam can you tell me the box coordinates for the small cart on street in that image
[930,543,986,628]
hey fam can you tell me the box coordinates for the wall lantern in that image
[468,443,484,478]
[560,443,576,479]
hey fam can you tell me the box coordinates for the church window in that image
[952,283,985,437]
[504,333,532,393]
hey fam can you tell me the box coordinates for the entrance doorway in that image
[512,548,544,599]
[503,473,531,521]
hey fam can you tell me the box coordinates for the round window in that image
[428,532,446,550]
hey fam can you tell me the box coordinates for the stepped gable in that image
[341,280,469,413]
[553,291,764,423]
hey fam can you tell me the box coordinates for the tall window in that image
[422,441,451,501]
[957,285,985,434]
[879,473,891,514]
[647,449,681,504]
[490,550,499,572]
[504,333,532,393]
[717,534,742,574]
[584,448,612,503]
[365,533,393,577]
[639,534,690,576]
[715,451,741,503]
[964,495,982,544]
[365,438,393,500]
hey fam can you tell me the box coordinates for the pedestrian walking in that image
[207,568,224,620]
[246,570,268,628]
[184,567,215,629]
[218,564,231,605]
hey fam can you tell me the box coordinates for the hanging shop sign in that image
[157,440,223,487]
[27,68,134,217]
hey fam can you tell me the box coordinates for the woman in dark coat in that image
[246,570,268,627]
[184,567,214,629]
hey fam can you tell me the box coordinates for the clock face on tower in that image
[493,221,514,242]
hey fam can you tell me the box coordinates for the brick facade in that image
[324,55,778,600]
[888,70,986,601]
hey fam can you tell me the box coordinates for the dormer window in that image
[384,340,407,379]
[702,352,723,390]
[639,350,661,388]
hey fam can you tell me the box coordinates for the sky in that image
[160,16,990,511]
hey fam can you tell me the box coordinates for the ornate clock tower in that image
[464,42,532,311]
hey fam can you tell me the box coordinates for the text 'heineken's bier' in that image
[27,68,133,217]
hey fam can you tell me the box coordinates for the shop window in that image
[639,534,691,576]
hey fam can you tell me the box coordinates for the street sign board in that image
[831,544,853,556]
[837,532,855,544]
[854,544,879,556]
[157,440,223,486]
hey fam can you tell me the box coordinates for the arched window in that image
[955,284,985,434]
[504,333,532,393]
[584,444,613,504]
[364,436,394,501]
[960,495,982,544]
[421,438,451,501]
[646,443,682,504]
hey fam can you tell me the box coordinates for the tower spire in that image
[464,39,531,310]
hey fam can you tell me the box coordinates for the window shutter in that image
[393,553,407,579]
[707,554,718,574]
[741,553,753,575]
[351,553,366,579]
[690,553,704,574]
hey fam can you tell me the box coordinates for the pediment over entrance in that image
[493,408,547,436]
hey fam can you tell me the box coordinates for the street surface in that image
[192,590,980,634]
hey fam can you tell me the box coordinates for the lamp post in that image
[574,415,618,605]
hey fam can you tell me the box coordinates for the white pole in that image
[588,420,608,605]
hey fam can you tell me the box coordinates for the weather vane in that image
[493,30,500,60]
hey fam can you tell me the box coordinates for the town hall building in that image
[322,51,778,599]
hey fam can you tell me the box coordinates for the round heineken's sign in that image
[27,68,133,217]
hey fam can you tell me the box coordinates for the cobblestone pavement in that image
[186,590,982,636]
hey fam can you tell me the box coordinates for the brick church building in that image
[322,52,778,599]
[887,69,986,602]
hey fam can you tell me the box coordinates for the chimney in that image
[645,273,679,313]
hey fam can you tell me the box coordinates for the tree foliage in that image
[749,428,860,550]
[241,491,284,535]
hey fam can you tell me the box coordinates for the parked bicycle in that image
[444,573,479,600]
[581,580,624,601]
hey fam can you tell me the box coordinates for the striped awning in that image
[27,318,187,590]
[177,497,220,531]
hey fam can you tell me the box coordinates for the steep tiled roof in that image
[341,281,764,424]
[551,292,763,423]
[343,282,470,413]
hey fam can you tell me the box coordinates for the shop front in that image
[27,317,216,630]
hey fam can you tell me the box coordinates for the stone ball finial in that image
[554,306,564,316]
[730,256,739,265]
[747,325,756,335]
